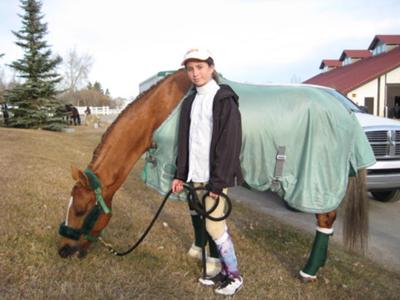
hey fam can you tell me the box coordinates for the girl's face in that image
[185,60,214,87]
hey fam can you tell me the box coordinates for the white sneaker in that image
[214,276,243,296]
[187,243,202,259]
[198,272,227,287]
[299,270,317,282]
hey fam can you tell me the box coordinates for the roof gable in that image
[369,35,400,50]
[319,59,342,69]
[339,50,372,61]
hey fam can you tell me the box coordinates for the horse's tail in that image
[342,168,368,252]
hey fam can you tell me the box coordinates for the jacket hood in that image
[217,84,239,106]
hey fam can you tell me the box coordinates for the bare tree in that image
[62,48,93,93]
[0,54,6,103]
[113,97,127,109]
[0,69,5,91]
[75,88,111,107]
[0,54,20,103]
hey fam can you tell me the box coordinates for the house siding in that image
[387,67,400,83]
[347,79,378,114]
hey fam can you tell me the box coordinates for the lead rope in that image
[97,184,232,259]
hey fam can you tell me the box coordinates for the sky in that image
[1,0,400,99]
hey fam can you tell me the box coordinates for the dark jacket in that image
[175,84,244,194]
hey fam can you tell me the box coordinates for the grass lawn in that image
[0,126,399,299]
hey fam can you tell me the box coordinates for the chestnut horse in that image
[58,69,191,258]
[58,69,369,282]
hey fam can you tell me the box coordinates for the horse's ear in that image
[71,165,89,188]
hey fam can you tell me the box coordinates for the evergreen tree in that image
[5,0,65,130]
[93,81,103,94]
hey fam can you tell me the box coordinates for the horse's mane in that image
[89,70,179,165]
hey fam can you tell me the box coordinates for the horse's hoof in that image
[299,270,317,283]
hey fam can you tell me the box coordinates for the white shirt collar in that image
[196,79,219,95]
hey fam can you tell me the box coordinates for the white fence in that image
[0,106,124,118]
[76,106,123,116]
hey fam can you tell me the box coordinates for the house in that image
[305,35,400,117]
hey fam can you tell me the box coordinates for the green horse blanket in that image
[141,79,375,213]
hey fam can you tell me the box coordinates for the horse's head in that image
[58,166,112,258]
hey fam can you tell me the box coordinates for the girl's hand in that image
[172,179,184,193]
[209,191,219,199]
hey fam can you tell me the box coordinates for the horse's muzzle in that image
[58,244,87,258]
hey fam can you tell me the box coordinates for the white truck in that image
[325,87,400,202]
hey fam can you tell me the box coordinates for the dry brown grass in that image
[1,126,400,299]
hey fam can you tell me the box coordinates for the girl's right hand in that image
[172,179,184,193]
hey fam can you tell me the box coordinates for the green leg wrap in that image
[302,231,330,276]
[189,211,219,258]
[190,212,205,247]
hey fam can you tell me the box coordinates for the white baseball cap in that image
[181,48,213,66]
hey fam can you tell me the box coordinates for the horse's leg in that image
[299,210,337,282]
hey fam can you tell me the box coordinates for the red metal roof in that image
[304,47,400,94]
[319,59,342,69]
[369,35,400,50]
[339,50,372,61]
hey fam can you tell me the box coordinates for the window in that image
[343,57,352,65]
[373,43,385,56]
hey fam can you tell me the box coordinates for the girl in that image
[172,48,243,296]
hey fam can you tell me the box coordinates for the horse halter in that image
[59,169,111,242]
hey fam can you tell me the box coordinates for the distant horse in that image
[58,69,373,282]
[65,104,81,126]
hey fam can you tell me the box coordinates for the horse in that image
[58,69,191,258]
[58,69,374,282]
[65,104,81,126]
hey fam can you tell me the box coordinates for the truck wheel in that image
[371,190,400,202]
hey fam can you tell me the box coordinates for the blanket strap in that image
[271,146,286,191]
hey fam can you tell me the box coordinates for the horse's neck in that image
[90,70,190,199]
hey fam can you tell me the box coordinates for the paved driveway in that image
[229,186,400,273]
